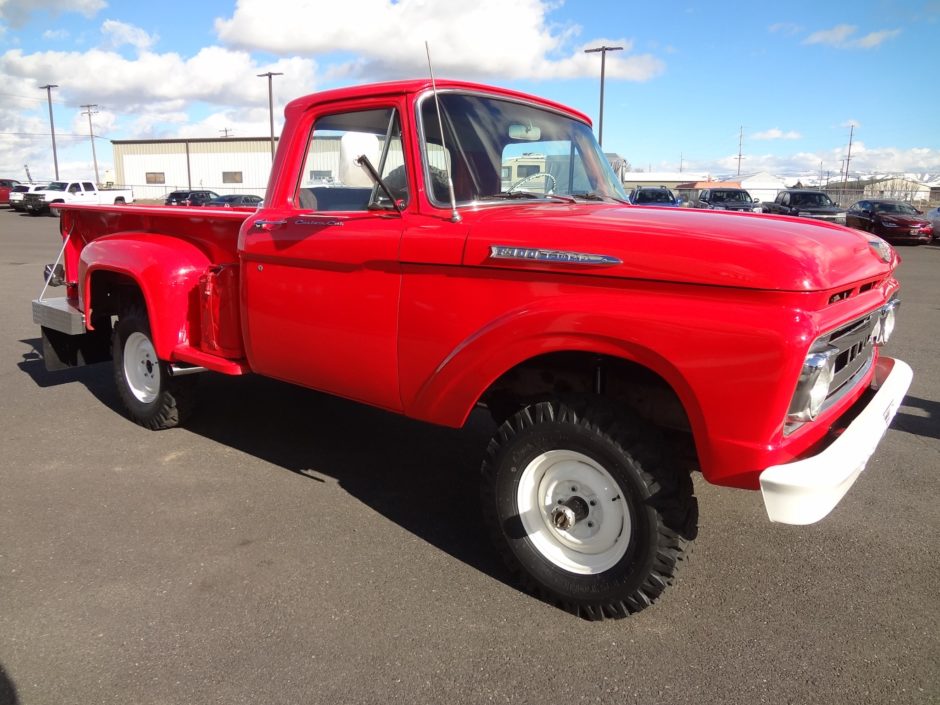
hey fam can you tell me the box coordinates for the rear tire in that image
[481,399,697,620]
[112,303,197,429]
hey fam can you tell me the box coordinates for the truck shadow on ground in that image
[17,339,512,586]
[894,395,940,441]
[0,664,18,705]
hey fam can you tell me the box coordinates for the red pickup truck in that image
[33,79,912,620]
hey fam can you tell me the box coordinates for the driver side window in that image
[296,108,407,212]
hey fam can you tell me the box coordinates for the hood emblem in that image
[868,239,892,263]
[489,246,621,266]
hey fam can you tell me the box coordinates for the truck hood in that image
[878,214,929,227]
[794,205,846,216]
[707,200,756,211]
[464,203,893,291]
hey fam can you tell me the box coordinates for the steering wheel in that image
[507,172,557,194]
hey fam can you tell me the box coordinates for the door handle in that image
[252,219,287,231]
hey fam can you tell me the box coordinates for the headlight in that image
[787,348,837,422]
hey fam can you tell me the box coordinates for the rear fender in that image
[80,233,214,359]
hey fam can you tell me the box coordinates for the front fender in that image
[80,233,213,359]
[403,298,706,435]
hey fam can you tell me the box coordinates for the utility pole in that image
[736,126,744,176]
[679,152,684,172]
[80,104,100,185]
[219,128,233,138]
[39,84,59,179]
[257,71,283,161]
[584,46,622,147]
[843,124,855,186]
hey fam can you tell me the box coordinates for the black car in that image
[164,190,220,206]
[628,186,680,207]
[846,199,933,244]
[205,194,263,208]
[762,189,847,224]
[694,188,761,212]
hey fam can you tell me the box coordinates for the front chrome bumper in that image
[759,356,912,525]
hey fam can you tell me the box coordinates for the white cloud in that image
[752,128,802,140]
[42,28,70,40]
[768,22,802,36]
[0,47,316,112]
[214,0,664,82]
[852,29,903,49]
[0,0,106,29]
[803,24,901,49]
[101,19,157,51]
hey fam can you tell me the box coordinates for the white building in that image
[621,171,709,190]
[736,172,789,203]
[111,137,279,200]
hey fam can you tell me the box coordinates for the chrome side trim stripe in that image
[489,246,621,267]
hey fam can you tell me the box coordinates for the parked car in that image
[762,190,847,224]
[164,190,220,206]
[845,200,934,244]
[9,183,49,211]
[1,178,21,205]
[205,194,263,208]
[922,205,940,239]
[628,186,680,207]
[694,188,761,212]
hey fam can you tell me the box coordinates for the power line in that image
[0,131,112,139]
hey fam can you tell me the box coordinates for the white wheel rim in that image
[517,450,630,574]
[123,332,160,404]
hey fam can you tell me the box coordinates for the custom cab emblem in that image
[489,246,621,266]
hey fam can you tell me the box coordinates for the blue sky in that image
[1,0,938,183]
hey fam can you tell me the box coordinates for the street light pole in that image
[257,71,283,161]
[80,104,100,185]
[39,84,59,179]
[584,46,622,147]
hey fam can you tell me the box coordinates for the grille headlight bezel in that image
[787,348,838,422]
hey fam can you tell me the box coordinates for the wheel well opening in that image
[89,270,143,321]
[480,352,699,470]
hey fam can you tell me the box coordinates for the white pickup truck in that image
[23,180,134,215]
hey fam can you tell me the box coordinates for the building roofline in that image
[111,136,279,145]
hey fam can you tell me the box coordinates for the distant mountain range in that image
[766,172,940,188]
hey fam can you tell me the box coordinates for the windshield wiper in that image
[570,192,629,204]
[480,191,576,203]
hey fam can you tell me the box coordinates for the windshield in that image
[712,190,750,202]
[634,189,676,204]
[873,201,918,216]
[46,182,67,192]
[791,192,833,207]
[419,92,627,205]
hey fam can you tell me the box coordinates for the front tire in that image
[112,303,196,429]
[481,400,697,620]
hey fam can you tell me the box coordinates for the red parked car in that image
[0,178,21,205]
[846,199,934,244]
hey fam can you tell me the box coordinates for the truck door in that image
[240,105,408,412]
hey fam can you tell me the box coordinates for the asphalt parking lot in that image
[1,208,937,705]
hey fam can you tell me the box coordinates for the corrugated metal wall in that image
[112,139,277,200]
